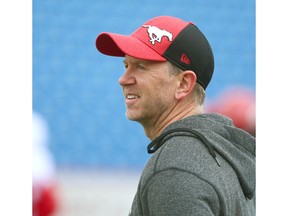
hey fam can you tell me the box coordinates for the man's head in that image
[95,16,214,138]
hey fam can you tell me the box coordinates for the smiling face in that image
[119,55,179,128]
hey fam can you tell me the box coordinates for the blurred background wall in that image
[32,0,255,215]
[33,0,255,169]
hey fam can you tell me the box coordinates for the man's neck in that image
[143,101,203,141]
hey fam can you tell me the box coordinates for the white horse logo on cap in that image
[142,25,173,45]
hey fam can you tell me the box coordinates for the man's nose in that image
[119,70,136,86]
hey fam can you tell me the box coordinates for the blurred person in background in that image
[96,16,255,215]
[206,86,256,137]
[33,111,58,216]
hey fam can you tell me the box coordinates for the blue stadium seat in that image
[33,0,255,168]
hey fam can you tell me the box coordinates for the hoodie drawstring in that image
[147,128,221,167]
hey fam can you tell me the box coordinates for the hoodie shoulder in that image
[156,113,256,199]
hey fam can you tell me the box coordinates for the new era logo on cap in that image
[96,16,214,90]
[180,53,191,65]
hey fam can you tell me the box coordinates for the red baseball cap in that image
[96,16,214,90]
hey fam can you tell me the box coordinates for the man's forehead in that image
[124,55,167,65]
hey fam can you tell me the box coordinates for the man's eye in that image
[137,64,146,70]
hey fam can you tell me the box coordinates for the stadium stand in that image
[33,0,255,168]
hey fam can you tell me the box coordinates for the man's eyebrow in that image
[123,59,136,65]
[123,58,150,66]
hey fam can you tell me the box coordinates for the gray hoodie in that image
[129,113,255,216]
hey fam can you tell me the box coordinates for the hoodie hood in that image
[147,113,256,199]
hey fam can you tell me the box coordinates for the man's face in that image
[119,55,179,127]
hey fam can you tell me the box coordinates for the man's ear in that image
[175,70,197,100]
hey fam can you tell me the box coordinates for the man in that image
[95,16,255,216]
[206,86,256,137]
[33,111,58,216]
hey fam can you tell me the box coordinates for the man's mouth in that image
[125,94,140,105]
[126,94,140,100]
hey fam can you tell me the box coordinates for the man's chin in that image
[126,112,141,122]
[126,114,138,122]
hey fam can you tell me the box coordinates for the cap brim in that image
[96,33,166,61]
